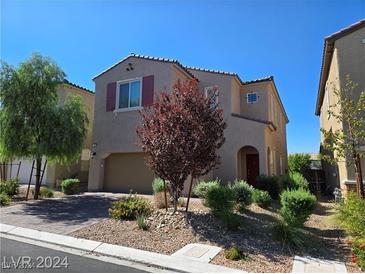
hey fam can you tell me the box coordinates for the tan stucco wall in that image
[319,26,365,192]
[46,84,95,186]
[241,82,269,121]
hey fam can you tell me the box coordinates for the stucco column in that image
[259,146,268,176]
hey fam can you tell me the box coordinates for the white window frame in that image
[204,86,219,107]
[115,77,142,112]
[246,92,258,104]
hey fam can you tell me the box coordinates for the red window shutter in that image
[142,75,154,107]
[106,82,116,111]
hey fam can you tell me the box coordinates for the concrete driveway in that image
[0,194,119,235]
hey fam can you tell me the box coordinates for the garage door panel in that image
[104,153,154,194]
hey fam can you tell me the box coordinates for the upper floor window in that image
[117,78,142,110]
[246,92,258,104]
[204,86,218,108]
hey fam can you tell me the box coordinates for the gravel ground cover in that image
[71,198,360,272]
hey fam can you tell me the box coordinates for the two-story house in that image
[89,54,288,194]
[315,19,365,193]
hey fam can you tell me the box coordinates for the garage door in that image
[104,153,154,194]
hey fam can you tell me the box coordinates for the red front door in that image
[247,154,259,186]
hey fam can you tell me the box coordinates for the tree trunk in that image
[185,175,194,212]
[355,154,364,199]
[163,179,168,211]
[34,158,42,200]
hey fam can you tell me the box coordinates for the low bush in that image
[39,187,54,198]
[256,175,281,199]
[253,189,271,208]
[178,197,185,207]
[61,179,81,195]
[231,180,253,212]
[281,172,309,190]
[154,191,170,209]
[0,192,11,206]
[280,189,316,226]
[192,180,220,199]
[109,194,153,220]
[218,213,242,231]
[136,214,149,230]
[152,178,169,194]
[224,246,248,261]
[337,192,365,238]
[206,183,236,216]
[352,238,365,271]
[0,179,19,196]
[272,218,304,248]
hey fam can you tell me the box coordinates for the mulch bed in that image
[71,198,360,273]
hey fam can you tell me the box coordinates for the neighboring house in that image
[89,54,289,194]
[7,80,95,187]
[315,19,365,193]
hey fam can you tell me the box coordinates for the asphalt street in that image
[0,238,147,273]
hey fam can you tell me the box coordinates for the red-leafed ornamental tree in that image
[136,79,226,211]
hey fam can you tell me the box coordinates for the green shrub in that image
[39,187,54,198]
[109,194,153,220]
[218,213,242,231]
[61,179,80,195]
[0,179,19,196]
[253,189,271,208]
[193,180,219,199]
[152,178,169,194]
[206,183,236,216]
[272,218,304,247]
[136,214,149,230]
[231,180,253,212]
[224,246,248,261]
[256,175,281,199]
[337,192,365,239]
[280,189,316,226]
[288,153,311,174]
[281,172,309,190]
[0,192,11,206]
[352,238,365,271]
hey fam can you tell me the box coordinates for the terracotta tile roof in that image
[93,53,196,80]
[315,19,365,115]
[63,79,94,94]
[184,65,244,84]
[243,76,273,84]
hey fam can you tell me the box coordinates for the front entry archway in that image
[237,146,260,186]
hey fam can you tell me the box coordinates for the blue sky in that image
[1,0,364,153]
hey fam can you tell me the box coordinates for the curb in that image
[0,223,244,273]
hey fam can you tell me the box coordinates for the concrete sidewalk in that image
[0,223,244,273]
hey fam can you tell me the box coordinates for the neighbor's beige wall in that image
[89,57,176,190]
[46,84,95,186]
[335,26,365,186]
[320,26,365,191]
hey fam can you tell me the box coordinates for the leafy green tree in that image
[0,53,88,199]
[321,76,365,198]
[288,153,311,175]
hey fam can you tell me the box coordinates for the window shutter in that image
[142,75,154,107]
[106,82,116,111]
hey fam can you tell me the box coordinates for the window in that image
[247,92,258,104]
[116,79,142,110]
[204,86,219,108]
